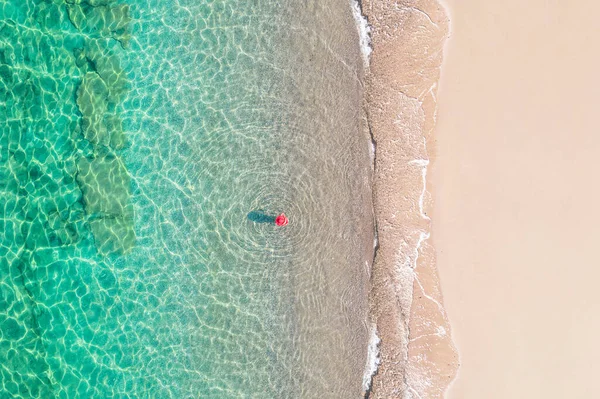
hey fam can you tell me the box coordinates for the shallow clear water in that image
[0,1,373,397]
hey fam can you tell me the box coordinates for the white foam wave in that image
[350,0,372,66]
[362,324,381,393]
[409,164,430,221]
[414,231,431,269]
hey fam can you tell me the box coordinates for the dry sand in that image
[433,0,600,398]
[362,1,459,397]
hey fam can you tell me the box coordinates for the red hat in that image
[275,213,288,226]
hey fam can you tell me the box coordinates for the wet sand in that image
[433,0,600,397]
[362,0,458,397]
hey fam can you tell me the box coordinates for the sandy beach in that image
[362,1,458,397]
[433,0,600,397]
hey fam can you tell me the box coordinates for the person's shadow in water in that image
[247,210,276,224]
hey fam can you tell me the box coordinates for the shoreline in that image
[359,0,459,397]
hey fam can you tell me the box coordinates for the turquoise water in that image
[0,0,373,397]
